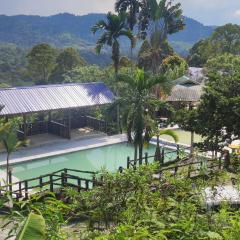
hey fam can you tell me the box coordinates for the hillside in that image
[0,13,215,62]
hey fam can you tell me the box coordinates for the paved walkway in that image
[0,134,127,167]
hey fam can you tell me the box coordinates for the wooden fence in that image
[0,168,98,200]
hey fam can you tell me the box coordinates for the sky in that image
[0,0,240,26]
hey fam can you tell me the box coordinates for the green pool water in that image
[1,143,177,183]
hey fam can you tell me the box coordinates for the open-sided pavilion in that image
[0,82,115,140]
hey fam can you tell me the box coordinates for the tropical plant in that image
[154,129,179,162]
[117,68,172,160]
[92,12,135,74]
[16,212,46,240]
[138,0,185,73]
[0,121,25,185]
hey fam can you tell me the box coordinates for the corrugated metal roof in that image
[0,82,115,116]
[167,85,203,102]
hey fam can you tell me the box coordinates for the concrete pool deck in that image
[0,134,127,167]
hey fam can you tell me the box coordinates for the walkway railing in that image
[0,169,98,200]
[126,144,189,170]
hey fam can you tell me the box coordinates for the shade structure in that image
[167,85,203,102]
[0,82,115,117]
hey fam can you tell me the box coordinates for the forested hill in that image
[0,13,215,56]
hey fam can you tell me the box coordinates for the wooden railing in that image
[49,121,70,139]
[126,145,189,169]
[0,168,98,200]
[19,121,48,136]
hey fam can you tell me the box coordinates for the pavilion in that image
[0,82,115,140]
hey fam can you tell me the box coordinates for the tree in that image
[117,68,172,160]
[205,53,240,75]
[161,54,188,73]
[154,129,179,162]
[188,24,240,67]
[27,44,57,85]
[0,121,25,185]
[49,48,86,83]
[63,65,105,83]
[175,60,240,155]
[138,0,185,73]
[92,12,135,75]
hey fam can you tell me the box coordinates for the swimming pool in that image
[0,142,177,181]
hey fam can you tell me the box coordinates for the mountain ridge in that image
[0,13,216,64]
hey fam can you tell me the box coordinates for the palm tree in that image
[115,0,141,32]
[117,68,172,160]
[115,0,141,62]
[138,0,185,73]
[0,121,25,186]
[92,12,135,75]
[154,129,179,163]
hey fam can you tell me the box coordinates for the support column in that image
[48,111,52,133]
[68,109,71,140]
[23,115,27,140]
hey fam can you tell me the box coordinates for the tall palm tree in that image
[115,0,141,32]
[92,12,135,75]
[115,0,141,63]
[138,0,185,73]
[117,68,172,160]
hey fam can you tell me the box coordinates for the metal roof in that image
[167,84,203,102]
[0,82,115,116]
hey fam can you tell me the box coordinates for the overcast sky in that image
[0,0,240,26]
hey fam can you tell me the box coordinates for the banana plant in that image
[16,212,46,240]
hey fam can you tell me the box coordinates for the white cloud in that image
[234,9,240,17]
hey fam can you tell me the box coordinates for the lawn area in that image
[160,129,204,145]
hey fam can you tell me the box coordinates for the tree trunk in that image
[134,144,138,162]
[6,152,10,188]
[190,131,194,156]
[155,135,161,162]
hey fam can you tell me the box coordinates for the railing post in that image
[61,173,65,187]
[19,182,22,198]
[92,174,96,187]
[145,153,148,165]
[24,181,28,199]
[127,157,130,169]
[64,169,68,185]
[50,175,54,192]
[85,180,89,190]
[77,179,81,192]
[39,177,43,188]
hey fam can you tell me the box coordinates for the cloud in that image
[234,9,240,18]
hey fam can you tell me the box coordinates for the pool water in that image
[1,143,177,182]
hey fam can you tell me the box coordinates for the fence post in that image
[127,157,130,169]
[77,179,81,192]
[50,175,54,192]
[145,153,148,165]
[85,180,89,190]
[39,177,43,188]
[61,173,65,187]
[24,181,28,199]
[64,169,68,184]
[92,174,96,187]
[9,170,12,197]
[19,182,22,198]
